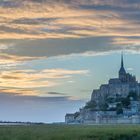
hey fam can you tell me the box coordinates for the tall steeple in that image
[119,52,126,81]
[121,52,124,68]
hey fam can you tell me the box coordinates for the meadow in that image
[0,124,140,140]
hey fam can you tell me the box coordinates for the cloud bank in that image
[0,0,140,97]
[0,0,140,64]
[0,68,89,95]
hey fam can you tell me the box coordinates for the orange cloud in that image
[1,0,139,41]
[0,0,140,65]
[0,88,39,96]
[0,68,89,95]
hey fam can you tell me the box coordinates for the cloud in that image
[127,67,134,71]
[112,37,140,46]
[0,92,78,102]
[0,37,113,58]
[0,0,139,40]
[0,88,39,96]
[0,68,89,95]
[0,0,140,64]
[47,92,65,95]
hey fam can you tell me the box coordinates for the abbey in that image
[65,54,140,124]
[91,54,140,103]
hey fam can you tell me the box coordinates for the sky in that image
[0,0,140,123]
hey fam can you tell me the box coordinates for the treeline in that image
[0,121,44,125]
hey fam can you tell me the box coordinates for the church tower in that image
[119,53,126,82]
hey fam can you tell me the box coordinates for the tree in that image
[121,97,130,108]
[99,103,109,111]
[106,97,115,103]
[116,103,123,114]
[84,101,97,109]
[128,91,138,100]
[116,108,123,114]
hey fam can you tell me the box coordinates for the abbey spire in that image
[121,52,124,68]
[119,52,126,81]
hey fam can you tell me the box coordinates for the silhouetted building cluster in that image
[65,54,140,124]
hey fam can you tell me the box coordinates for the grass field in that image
[0,124,140,140]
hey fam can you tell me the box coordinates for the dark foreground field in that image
[0,124,140,140]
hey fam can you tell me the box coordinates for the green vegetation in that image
[84,101,97,109]
[116,103,123,114]
[116,108,123,115]
[106,97,115,103]
[128,91,139,100]
[121,97,131,108]
[0,124,140,140]
[99,102,109,111]
[85,91,139,111]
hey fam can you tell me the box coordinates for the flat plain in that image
[0,124,140,140]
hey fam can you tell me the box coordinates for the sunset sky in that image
[0,0,140,123]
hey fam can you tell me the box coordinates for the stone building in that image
[91,53,140,102]
[65,54,140,124]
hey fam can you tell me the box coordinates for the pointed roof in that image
[121,52,124,68]
[119,52,126,74]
